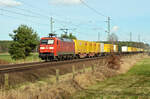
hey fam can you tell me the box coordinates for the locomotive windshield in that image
[41,39,54,45]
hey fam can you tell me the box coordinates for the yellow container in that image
[86,41,89,54]
[131,47,134,52]
[128,47,132,52]
[131,47,137,52]
[104,44,113,52]
[141,49,144,51]
[88,42,93,53]
[96,43,100,53]
[137,48,140,52]
[135,48,137,52]
[92,42,96,53]
[133,47,137,52]
[73,40,87,54]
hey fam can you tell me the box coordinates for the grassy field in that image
[0,53,41,63]
[71,58,150,99]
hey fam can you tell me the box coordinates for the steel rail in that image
[0,56,106,73]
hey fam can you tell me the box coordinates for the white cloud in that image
[0,0,22,7]
[111,26,119,32]
[50,0,82,5]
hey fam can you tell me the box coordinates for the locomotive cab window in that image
[41,39,54,44]
[48,39,54,44]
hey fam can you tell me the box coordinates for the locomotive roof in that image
[58,37,73,42]
[41,37,73,42]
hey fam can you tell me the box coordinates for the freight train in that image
[39,35,144,61]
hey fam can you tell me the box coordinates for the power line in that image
[1,8,80,29]
[80,0,107,18]
[54,18,82,29]
[0,0,110,37]
[0,8,44,19]
[0,7,84,31]
[0,13,49,26]
[11,8,81,29]
[0,1,49,19]
[18,0,85,28]
[11,7,49,19]
[18,0,50,15]
[18,0,72,24]
[11,1,104,32]
[80,0,113,41]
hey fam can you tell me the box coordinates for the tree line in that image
[0,41,12,53]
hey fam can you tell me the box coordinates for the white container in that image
[114,45,117,52]
[122,46,128,52]
[100,43,104,53]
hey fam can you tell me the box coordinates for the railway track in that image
[0,56,107,73]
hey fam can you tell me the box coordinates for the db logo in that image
[46,47,48,49]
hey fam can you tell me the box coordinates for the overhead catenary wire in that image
[0,0,50,19]
[19,0,106,30]
[17,0,68,22]
[18,0,50,15]
[0,13,49,27]
[1,1,74,28]
[0,8,83,30]
[6,0,103,32]
[0,8,79,28]
[0,0,111,38]
[80,0,112,41]
[10,7,50,19]
[0,8,45,19]
[53,18,83,30]
[80,0,107,18]
[18,0,90,25]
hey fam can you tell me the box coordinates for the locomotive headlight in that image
[49,47,54,49]
[40,47,45,49]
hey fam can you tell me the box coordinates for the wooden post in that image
[56,69,59,83]
[95,63,98,68]
[39,58,42,62]
[36,95,39,99]
[102,60,105,65]
[72,65,75,79]
[83,64,85,73]
[32,54,34,62]
[91,65,95,73]
[4,73,9,89]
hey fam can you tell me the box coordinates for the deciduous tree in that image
[9,25,39,60]
[61,33,77,39]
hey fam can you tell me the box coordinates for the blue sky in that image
[0,0,150,44]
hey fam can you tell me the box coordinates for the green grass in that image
[71,58,150,99]
[0,53,41,63]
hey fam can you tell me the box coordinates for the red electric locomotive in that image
[39,34,75,61]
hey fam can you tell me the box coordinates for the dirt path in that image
[118,54,148,74]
